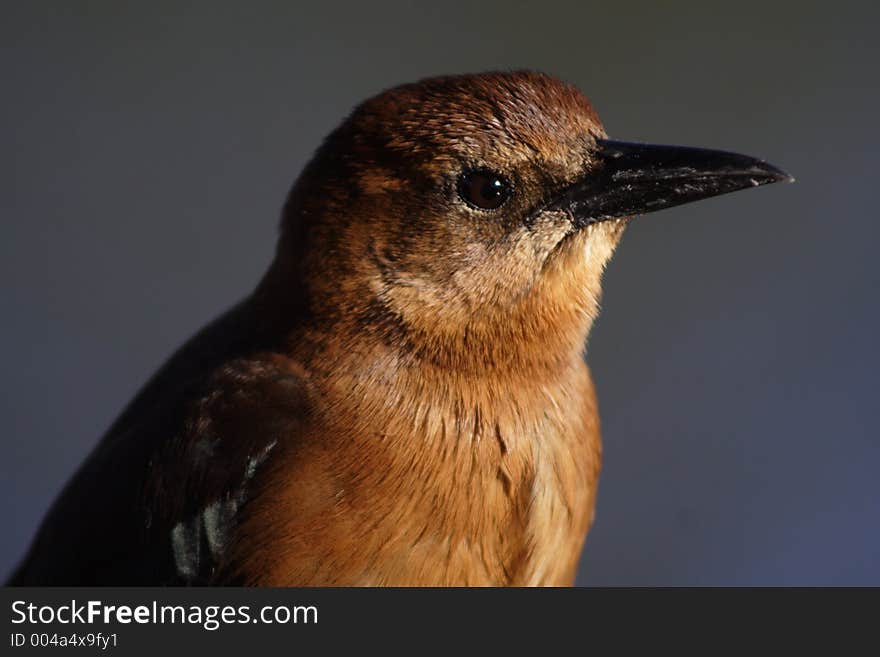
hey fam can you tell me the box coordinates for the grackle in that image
[11,71,791,585]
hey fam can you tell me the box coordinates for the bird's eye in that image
[457,169,511,210]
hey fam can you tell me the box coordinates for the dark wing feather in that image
[8,297,309,585]
[146,359,309,584]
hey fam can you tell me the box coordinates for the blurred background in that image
[2,1,877,585]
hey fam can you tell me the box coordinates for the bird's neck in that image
[255,232,606,393]
[247,252,602,585]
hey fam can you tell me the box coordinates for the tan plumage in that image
[11,71,789,586]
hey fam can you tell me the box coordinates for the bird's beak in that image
[550,139,793,227]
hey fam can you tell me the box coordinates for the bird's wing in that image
[143,356,312,585]
[8,343,312,586]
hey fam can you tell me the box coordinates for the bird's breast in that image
[230,357,601,586]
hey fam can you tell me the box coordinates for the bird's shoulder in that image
[146,354,316,584]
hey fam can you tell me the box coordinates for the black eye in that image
[457,169,511,210]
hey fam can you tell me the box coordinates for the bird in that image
[10,71,791,586]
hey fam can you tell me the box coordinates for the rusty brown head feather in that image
[271,70,789,376]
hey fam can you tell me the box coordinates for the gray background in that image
[2,1,877,585]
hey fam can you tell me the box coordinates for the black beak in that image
[550,139,793,227]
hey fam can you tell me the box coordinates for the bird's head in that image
[275,71,790,373]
